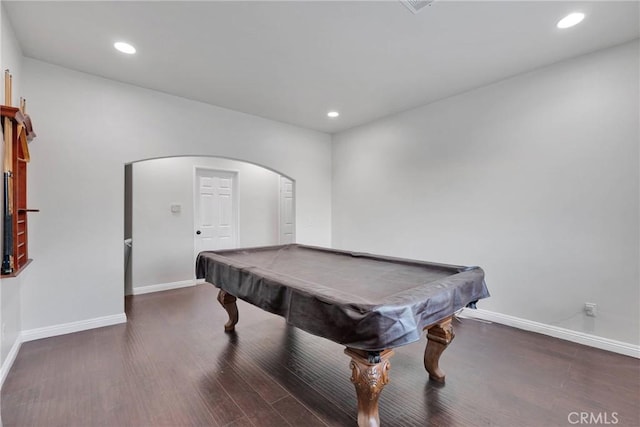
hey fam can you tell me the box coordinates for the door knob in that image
[196,230,201,235]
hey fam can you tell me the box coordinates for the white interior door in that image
[279,176,295,244]
[195,169,238,257]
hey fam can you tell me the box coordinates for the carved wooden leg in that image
[216,290,238,332]
[423,316,454,382]
[344,348,394,427]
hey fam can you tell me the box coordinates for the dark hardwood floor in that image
[2,284,639,426]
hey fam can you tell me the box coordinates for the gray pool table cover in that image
[196,244,489,351]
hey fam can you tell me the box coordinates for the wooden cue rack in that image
[2,69,37,276]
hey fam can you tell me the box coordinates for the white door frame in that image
[193,167,240,266]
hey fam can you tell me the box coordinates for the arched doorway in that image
[124,155,295,296]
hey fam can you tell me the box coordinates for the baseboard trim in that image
[21,313,128,343]
[460,308,640,359]
[132,279,198,295]
[0,336,22,389]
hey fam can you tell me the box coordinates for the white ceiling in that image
[4,1,639,134]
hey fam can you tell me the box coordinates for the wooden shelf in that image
[0,258,32,278]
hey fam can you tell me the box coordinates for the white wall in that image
[0,4,22,106]
[0,2,24,367]
[20,58,332,332]
[131,156,282,290]
[332,41,639,345]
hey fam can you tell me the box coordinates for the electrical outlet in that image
[584,302,597,317]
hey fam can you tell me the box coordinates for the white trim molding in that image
[1,337,22,389]
[21,313,127,343]
[131,279,197,295]
[460,308,639,359]
[3,313,128,388]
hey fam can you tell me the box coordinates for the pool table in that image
[196,244,489,426]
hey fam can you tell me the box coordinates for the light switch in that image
[171,204,181,213]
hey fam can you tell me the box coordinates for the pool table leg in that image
[423,316,455,382]
[345,348,394,427]
[216,290,238,332]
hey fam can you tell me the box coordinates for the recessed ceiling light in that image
[327,111,340,118]
[114,41,136,54]
[557,12,585,29]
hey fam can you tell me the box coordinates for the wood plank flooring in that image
[2,284,639,426]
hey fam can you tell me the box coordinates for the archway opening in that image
[124,155,295,296]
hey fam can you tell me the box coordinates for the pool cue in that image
[2,70,14,273]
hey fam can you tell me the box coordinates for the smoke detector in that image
[400,0,435,14]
